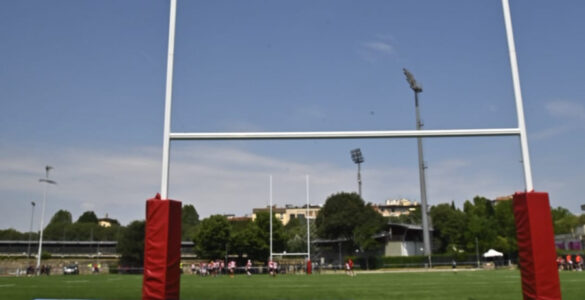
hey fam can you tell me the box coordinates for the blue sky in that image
[1,1,584,232]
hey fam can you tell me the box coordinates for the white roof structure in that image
[483,249,504,258]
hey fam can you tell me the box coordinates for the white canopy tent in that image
[483,249,504,258]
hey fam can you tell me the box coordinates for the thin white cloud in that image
[357,35,397,62]
[0,144,527,231]
[546,100,585,120]
[293,105,327,121]
[533,100,585,140]
[363,41,394,55]
[530,125,573,141]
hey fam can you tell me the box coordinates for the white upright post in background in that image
[502,0,534,191]
[160,0,178,199]
[269,175,273,261]
[306,175,311,261]
[37,166,56,274]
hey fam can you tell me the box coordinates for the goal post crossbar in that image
[272,252,309,257]
[169,128,521,140]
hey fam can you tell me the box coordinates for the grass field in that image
[1,269,584,299]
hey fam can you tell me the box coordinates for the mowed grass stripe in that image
[0,270,583,300]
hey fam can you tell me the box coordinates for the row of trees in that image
[188,192,387,262]
[192,211,315,262]
[0,210,121,242]
[2,194,584,266]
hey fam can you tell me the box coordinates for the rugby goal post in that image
[142,1,560,299]
[268,175,312,274]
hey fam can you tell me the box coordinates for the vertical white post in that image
[160,0,178,199]
[269,175,273,261]
[502,0,534,191]
[36,167,55,274]
[36,182,48,273]
[306,175,310,261]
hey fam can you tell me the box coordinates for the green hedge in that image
[349,256,384,270]
[382,253,480,268]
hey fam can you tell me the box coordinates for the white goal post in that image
[160,0,533,202]
[158,0,533,207]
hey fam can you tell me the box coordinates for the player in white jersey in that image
[268,259,275,276]
[228,260,236,278]
[246,259,252,276]
[273,261,278,276]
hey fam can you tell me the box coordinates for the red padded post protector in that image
[142,194,182,300]
[513,192,561,300]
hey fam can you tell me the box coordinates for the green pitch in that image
[1,270,584,299]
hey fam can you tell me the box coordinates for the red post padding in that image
[142,194,182,300]
[513,192,561,300]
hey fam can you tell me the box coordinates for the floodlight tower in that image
[403,68,432,267]
[37,166,56,274]
[350,148,364,197]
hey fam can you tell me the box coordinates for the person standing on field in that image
[575,254,583,271]
[246,259,252,276]
[347,258,355,276]
[228,260,236,278]
[566,254,573,271]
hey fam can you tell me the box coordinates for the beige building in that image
[373,198,419,218]
[97,214,119,228]
[251,205,320,225]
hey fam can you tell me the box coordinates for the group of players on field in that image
[190,259,258,277]
[189,258,356,277]
[557,254,583,271]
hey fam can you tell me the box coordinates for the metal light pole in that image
[475,237,480,269]
[27,202,36,259]
[37,166,56,274]
[350,149,364,197]
[403,68,432,268]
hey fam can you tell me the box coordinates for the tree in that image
[231,224,268,261]
[283,217,317,254]
[254,212,287,253]
[182,204,199,226]
[579,214,585,226]
[228,212,290,262]
[316,192,386,254]
[551,206,578,234]
[47,209,73,225]
[388,206,422,225]
[316,192,366,241]
[117,220,145,267]
[354,203,386,252]
[462,197,498,253]
[43,210,73,240]
[76,211,98,224]
[193,215,231,259]
[182,204,200,240]
[0,228,27,240]
[430,203,466,253]
[493,200,517,253]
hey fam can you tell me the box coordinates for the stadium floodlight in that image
[27,201,35,259]
[350,148,364,197]
[37,166,56,274]
[403,68,422,93]
[403,68,432,268]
